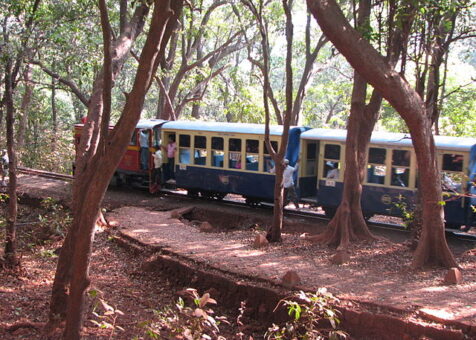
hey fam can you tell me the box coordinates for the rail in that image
[16,168,476,242]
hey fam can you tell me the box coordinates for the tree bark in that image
[61,2,182,338]
[48,2,151,324]
[307,0,457,268]
[3,59,19,268]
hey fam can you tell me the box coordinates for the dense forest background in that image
[1,0,475,174]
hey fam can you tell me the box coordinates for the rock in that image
[444,267,462,285]
[170,206,194,219]
[253,234,269,248]
[199,221,214,232]
[281,270,301,287]
[330,250,350,265]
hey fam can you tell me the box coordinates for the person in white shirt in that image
[283,158,300,209]
[139,130,149,170]
[150,146,163,193]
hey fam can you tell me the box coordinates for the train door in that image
[162,131,177,182]
[440,151,468,228]
[299,140,319,199]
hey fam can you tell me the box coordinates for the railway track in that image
[18,167,73,181]
[17,167,476,243]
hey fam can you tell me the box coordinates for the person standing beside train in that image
[151,145,163,193]
[162,135,176,182]
[139,130,150,170]
[283,158,300,210]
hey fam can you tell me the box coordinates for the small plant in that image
[88,289,125,338]
[38,197,72,237]
[265,289,347,340]
[140,288,228,339]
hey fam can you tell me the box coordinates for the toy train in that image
[74,119,476,230]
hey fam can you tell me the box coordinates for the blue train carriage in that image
[300,128,476,229]
[160,120,308,204]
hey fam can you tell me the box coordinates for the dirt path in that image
[8,174,476,339]
[109,206,476,326]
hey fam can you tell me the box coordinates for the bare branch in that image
[31,60,89,106]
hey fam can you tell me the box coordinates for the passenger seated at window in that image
[391,168,408,187]
[326,162,339,179]
[442,173,461,192]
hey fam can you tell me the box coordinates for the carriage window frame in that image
[366,147,387,186]
[193,135,207,166]
[178,134,191,165]
[390,149,411,188]
[441,153,465,193]
[263,140,279,173]
[211,137,224,168]
[322,143,342,180]
[228,138,242,170]
[245,139,260,171]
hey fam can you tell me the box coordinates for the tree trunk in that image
[307,0,457,268]
[48,2,151,324]
[51,72,58,149]
[267,163,284,242]
[17,64,34,149]
[61,2,182,338]
[3,60,19,268]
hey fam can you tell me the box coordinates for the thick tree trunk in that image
[309,0,380,249]
[61,2,182,338]
[3,61,19,268]
[48,3,151,324]
[307,0,457,268]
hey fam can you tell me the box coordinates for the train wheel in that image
[214,193,226,201]
[187,190,199,198]
[245,198,260,208]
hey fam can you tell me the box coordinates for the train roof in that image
[136,119,167,129]
[161,120,302,136]
[301,128,476,152]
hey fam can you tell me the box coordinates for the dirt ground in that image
[2,174,476,339]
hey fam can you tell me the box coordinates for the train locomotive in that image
[74,119,476,230]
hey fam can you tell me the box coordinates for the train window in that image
[391,150,410,187]
[246,140,259,171]
[322,144,341,179]
[442,172,463,192]
[442,154,463,172]
[324,144,340,160]
[263,141,278,172]
[368,148,386,164]
[179,134,191,164]
[306,142,318,176]
[367,148,386,185]
[441,154,464,192]
[392,150,410,167]
[211,137,224,168]
[194,136,207,166]
[228,138,242,169]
